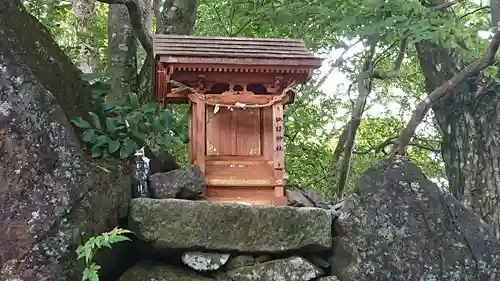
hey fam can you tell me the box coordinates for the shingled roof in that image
[153,34,322,65]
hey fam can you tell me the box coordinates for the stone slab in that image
[129,198,332,253]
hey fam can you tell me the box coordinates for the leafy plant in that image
[72,73,188,159]
[76,227,132,281]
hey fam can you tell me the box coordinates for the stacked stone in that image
[120,198,338,281]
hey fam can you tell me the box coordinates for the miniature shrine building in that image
[153,34,323,205]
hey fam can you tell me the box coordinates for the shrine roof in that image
[153,35,323,68]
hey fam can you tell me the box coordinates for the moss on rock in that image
[129,199,332,253]
[119,261,215,281]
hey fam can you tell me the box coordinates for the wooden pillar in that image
[272,104,286,205]
[188,103,194,165]
[154,62,165,105]
[193,98,206,173]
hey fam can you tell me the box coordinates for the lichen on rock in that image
[119,261,215,281]
[226,256,323,281]
[331,160,500,281]
[129,198,332,253]
[0,2,132,280]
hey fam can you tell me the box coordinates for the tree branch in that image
[370,37,408,80]
[331,43,377,198]
[390,29,500,159]
[95,0,152,54]
[460,6,490,20]
[353,136,441,155]
[433,0,462,10]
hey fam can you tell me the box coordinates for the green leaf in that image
[91,145,102,158]
[159,109,173,129]
[71,117,92,129]
[152,116,162,131]
[131,128,146,141]
[102,101,117,112]
[90,81,111,97]
[105,117,118,133]
[108,139,120,153]
[108,235,131,243]
[119,139,138,159]
[128,92,140,108]
[82,264,100,281]
[76,245,85,260]
[140,103,158,113]
[81,129,96,143]
[84,246,93,264]
[95,135,110,147]
[178,132,189,144]
[88,112,101,130]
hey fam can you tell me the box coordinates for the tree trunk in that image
[417,40,500,238]
[156,0,199,34]
[71,0,101,73]
[0,0,94,122]
[108,4,137,100]
[137,0,199,101]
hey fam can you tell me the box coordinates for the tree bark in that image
[157,0,199,34]
[108,4,138,100]
[416,39,500,238]
[71,0,101,73]
[0,0,94,122]
[137,0,199,101]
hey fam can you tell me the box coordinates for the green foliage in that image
[71,74,188,159]
[76,227,132,281]
[33,0,494,198]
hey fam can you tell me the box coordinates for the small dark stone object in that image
[149,165,205,200]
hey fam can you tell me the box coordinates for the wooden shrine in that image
[153,35,323,205]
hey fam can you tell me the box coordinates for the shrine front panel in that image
[206,106,263,156]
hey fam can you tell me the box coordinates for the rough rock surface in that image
[316,277,339,281]
[0,2,131,281]
[149,165,205,199]
[226,255,255,270]
[119,261,214,281]
[226,256,323,281]
[331,160,500,281]
[182,252,230,271]
[130,198,332,253]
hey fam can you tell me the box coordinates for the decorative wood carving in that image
[267,76,284,94]
[195,75,207,93]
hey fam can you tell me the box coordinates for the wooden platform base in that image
[204,186,287,206]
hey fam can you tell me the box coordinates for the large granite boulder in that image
[119,261,214,281]
[129,199,332,253]
[0,2,131,280]
[226,256,323,281]
[331,159,500,281]
[149,165,205,199]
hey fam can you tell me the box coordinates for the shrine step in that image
[204,176,275,186]
[205,159,274,179]
[206,197,273,205]
[205,186,277,205]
